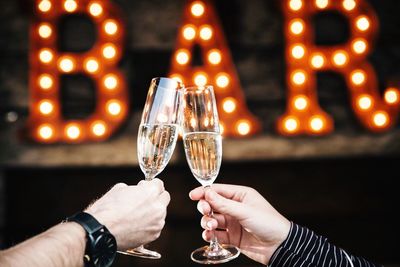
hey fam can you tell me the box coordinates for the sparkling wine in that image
[138,124,179,179]
[183,132,222,186]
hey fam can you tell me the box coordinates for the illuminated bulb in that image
[89,2,103,17]
[316,0,328,9]
[292,70,306,85]
[216,73,230,88]
[39,74,53,89]
[373,111,389,127]
[310,116,324,132]
[85,58,99,73]
[38,0,51,12]
[289,20,304,35]
[237,121,251,136]
[104,20,118,35]
[38,125,54,140]
[284,117,298,133]
[102,44,117,59]
[191,1,205,17]
[356,16,370,31]
[332,51,348,66]
[38,23,52,38]
[357,95,372,110]
[291,44,305,59]
[352,39,367,54]
[343,0,356,11]
[289,0,302,11]
[103,74,118,90]
[183,25,196,40]
[175,49,190,65]
[107,101,122,116]
[39,49,53,63]
[351,70,366,85]
[92,121,106,137]
[311,54,325,69]
[384,88,400,105]
[39,100,54,115]
[64,0,77,12]
[222,98,236,113]
[194,73,208,87]
[170,74,184,84]
[66,125,81,140]
[208,50,222,65]
[58,57,74,72]
[199,25,213,40]
[293,95,308,110]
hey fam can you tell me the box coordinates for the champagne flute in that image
[118,77,183,259]
[181,85,240,264]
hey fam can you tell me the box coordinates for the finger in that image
[189,186,205,200]
[111,182,128,190]
[197,200,211,215]
[205,190,246,220]
[202,230,230,244]
[159,191,171,206]
[208,184,248,200]
[143,178,165,195]
[200,214,227,230]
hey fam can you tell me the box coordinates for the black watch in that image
[66,212,117,267]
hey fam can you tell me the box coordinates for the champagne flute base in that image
[190,244,240,264]
[117,246,161,259]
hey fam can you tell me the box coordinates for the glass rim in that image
[151,77,183,90]
[183,85,214,91]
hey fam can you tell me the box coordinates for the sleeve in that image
[268,222,381,267]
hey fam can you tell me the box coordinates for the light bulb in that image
[85,58,99,73]
[237,120,251,136]
[216,73,230,88]
[373,111,389,127]
[39,74,53,90]
[183,25,196,40]
[103,74,118,90]
[58,57,75,72]
[292,70,306,85]
[194,73,208,87]
[357,95,372,110]
[310,116,324,132]
[39,49,53,63]
[351,70,366,85]
[222,98,236,113]
[333,51,348,66]
[199,25,213,41]
[64,0,77,12]
[191,1,205,17]
[291,44,305,59]
[104,20,118,35]
[102,44,117,59]
[38,23,52,38]
[89,2,103,17]
[316,0,328,9]
[384,88,400,105]
[208,49,222,65]
[107,100,122,116]
[39,100,54,115]
[284,117,298,132]
[289,0,302,11]
[92,121,107,137]
[38,0,51,12]
[175,49,190,65]
[66,124,81,139]
[311,54,325,69]
[289,19,304,35]
[343,0,356,11]
[352,39,367,54]
[356,16,370,31]
[38,124,54,140]
[293,95,308,110]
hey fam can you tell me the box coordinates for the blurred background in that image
[1,0,399,266]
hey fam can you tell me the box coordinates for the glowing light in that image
[190,117,197,128]
[219,123,225,135]
[104,20,118,35]
[208,49,222,65]
[58,57,75,72]
[191,1,205,17]
[222,98,236,113]
[316,0,328,9]
[39,100,54,115]
[351,70,366,85]
[183,25,196,40]
[199,25,213,41]
[170,74,184,84]
[311,54,325,69]
[66,124,81,140]
[283,117,298,132]
[64,0,77,12]
[289,0,302,11]
[356,16,370,31]
[157,113,168,123]
[289,19,304,35]
[291,44,305,59]
[175,49,190,65]
[216,73,230,88]
[38,124,54,140]
[89,2,103,17]
[107,100,122,116]
[102,44,117,59]
[38,23,52,39]
[237,120,251,136]
[384,88,400,105]
[292,70,306,85]
[352,39,367,54]
[92,121,107,137]
[103,74,118,90]
[343,0,356,11]
[38,0,51,12]
[310,116,324,132]
[85,58,99,73]
[373,111,389,127]
[39,49,53,63]
[332,51,348,66]
[194,72,208,87]
[293,95,308,110]
[357,95,373,110]
[39,74,53,90]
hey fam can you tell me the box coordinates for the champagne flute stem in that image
[208,208,220,252]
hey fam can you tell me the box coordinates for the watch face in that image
[91,233,117,267]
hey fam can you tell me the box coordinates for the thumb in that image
[205,190,246,220]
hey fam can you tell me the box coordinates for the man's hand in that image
[86,179,170,250]
[189,184,290,265]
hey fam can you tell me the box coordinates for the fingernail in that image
[206,221,213,230]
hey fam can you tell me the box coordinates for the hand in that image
[189,184,290,265]
[85,179,170,250]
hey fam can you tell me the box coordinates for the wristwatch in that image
[66,212,117,267]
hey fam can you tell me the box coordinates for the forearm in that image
[0,222,86,267]
[268,222,381,267]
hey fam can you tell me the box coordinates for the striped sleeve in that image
[268,222,381,267]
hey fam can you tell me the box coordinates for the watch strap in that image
[67,212,105,234]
